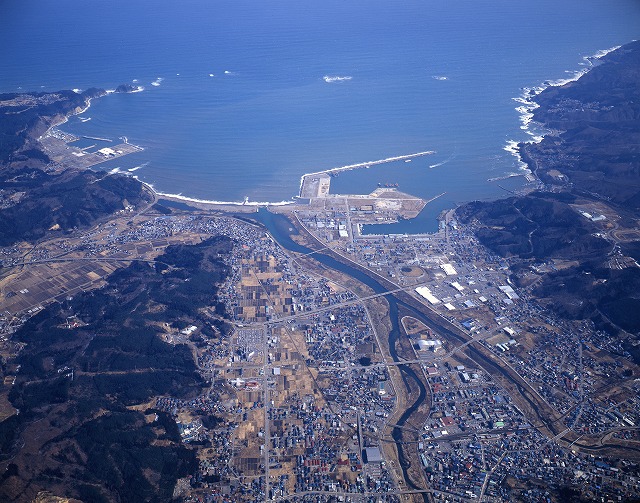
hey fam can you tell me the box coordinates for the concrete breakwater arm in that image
[299,150,435,198]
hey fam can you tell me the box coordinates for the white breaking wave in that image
[590,45,622,60]
[545,68,590,88]
[503,140,528,170]
[323,75,352,83]
[497,172,522,180]
[504,45,623,173]
[78,117,92,123]
[151,77,164,87]
[155,191,295,207]
[209,73,215,77]
[108,167,122,175]
[72,88,82,94]
[432,75,448,81]
[128,162,148,173]
[518,45,621,108]
[503,140,519,155]
[132,79,138,83]
[525,131,544,143]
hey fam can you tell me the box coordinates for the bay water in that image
[1,0,639,231]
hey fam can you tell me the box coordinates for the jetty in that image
[82,135,112,142]
[300,151,434,198]
[40,132,144,171]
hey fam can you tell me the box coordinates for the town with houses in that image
[1,194,639,502]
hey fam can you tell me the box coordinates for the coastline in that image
[143,151,437,208]
[36,45,623,210]
[36,89,106,142]
[511,44,623,174]
[32,44,625,213]
[29,89,292,211]
[153,189,295,209]
[47,90,435,208]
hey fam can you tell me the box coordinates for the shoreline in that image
[510,44,622,173]
[36,44,624,213]
[37,90,104,142]
[49,90,436,208]
[153,189,295,209]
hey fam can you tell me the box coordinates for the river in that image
[249,209,431,498]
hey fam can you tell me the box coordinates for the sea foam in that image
[154,191,295,207]
[323,75,352,83]
[504,45,622,173]
[128,162,148,173]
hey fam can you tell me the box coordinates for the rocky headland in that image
[458,40,640,356]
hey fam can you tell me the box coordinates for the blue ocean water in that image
[1,1,639,231]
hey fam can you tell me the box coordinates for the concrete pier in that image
[299,150,434,198]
